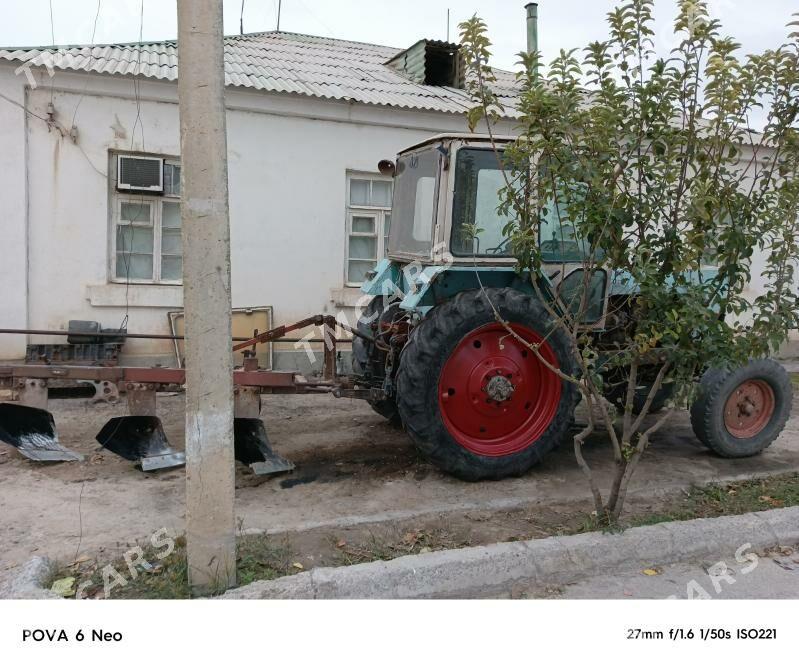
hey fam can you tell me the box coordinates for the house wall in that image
[0,64,795,369]
[0,67,29,359]
[0,65,514,370]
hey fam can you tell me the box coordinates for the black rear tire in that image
[689,359,792,458]
[396,288,578,481]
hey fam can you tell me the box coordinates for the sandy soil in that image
[0,391,797,575]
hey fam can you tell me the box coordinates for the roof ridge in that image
[0,30,521,118]
[0,39,177,52]
[237,30,401,52]
[0,29,400,55]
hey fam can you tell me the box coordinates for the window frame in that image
[110,156,183,285]
[345,172,393,287]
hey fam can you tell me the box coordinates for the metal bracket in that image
[16,378,48,409]
[125,383,157,416]
[86,380,120,404]
[234,385,261,419]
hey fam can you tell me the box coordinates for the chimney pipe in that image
[525,2,539,55]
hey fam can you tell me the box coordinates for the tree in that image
[459,0,799,523]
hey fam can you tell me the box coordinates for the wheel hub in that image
[485,374,515,403]
[723,379,775,439]
[438,323,562,457]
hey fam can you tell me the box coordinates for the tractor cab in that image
[363,134,609,327]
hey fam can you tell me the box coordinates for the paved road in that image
[501,546,799,599]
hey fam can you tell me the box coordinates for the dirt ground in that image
[1,390,798,577]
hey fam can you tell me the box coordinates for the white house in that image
[0,30,519,371]
[0,29,795,372]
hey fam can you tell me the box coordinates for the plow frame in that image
[0,314,376,471]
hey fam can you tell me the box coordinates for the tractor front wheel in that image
[396,288,577,481]
[689,359,792,458]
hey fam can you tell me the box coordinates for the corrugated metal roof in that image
[0,31,519,116]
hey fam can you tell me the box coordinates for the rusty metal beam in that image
[0,364,298,391]
[0,327,344,344]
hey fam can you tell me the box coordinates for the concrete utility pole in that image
[177,0,237,594]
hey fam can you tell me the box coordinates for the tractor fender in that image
[360,258,403,297]
[398,265,449,311]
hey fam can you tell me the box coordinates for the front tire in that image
[689,359,792,458]
[396,288,577,481]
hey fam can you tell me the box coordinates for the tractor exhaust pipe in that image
[525,2,539,56]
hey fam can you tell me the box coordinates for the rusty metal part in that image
[0,327,348,344]
[333,387,387,402]
[125,384,158,416]
[83,380,120,404]
[16,378,49,409]
[0,311,381,473]
[0,365,298,391]
[485,374,515,403]
[231,314,373,353]
[724,379,776,439]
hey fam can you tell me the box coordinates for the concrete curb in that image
[220,506,799,599]
[0,556,59,600]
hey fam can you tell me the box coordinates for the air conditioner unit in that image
[117,155,164,193]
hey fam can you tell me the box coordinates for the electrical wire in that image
[130,0,145,153]
[0,90,106,178]
[48,0,55,104]
[70,0,103,130]
[295,0,335,36]
[118,0,148,335]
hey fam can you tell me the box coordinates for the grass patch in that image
[330,528,469,566]
[528,473,799,535]
[236,534,294,586]
[46,472,799,598]
[48,533,297,600]
[614,472,799,532]
[790,372,799,388]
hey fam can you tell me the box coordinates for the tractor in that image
[351,133,794,481]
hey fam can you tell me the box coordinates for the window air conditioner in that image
[117,155,164,193]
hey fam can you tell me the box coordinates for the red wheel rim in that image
[437,323,562,457]
[723,379,775,439]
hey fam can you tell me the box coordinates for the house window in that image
[113,159,182,284]
[346,174,392,285]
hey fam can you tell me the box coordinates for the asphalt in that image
[539,550,799,599]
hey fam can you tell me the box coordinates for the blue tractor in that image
[351,134,793,481]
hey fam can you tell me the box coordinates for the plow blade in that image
[0,403,82,462]
[96,416,185,471]
[234,418,294,475]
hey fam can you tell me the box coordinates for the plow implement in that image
[0,379,82,461]
[0,315,374,474]
[0,402,81,462]
[97,416,183,471]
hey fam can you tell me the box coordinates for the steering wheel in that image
[540,239,582,257]
[486,236,513,255]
